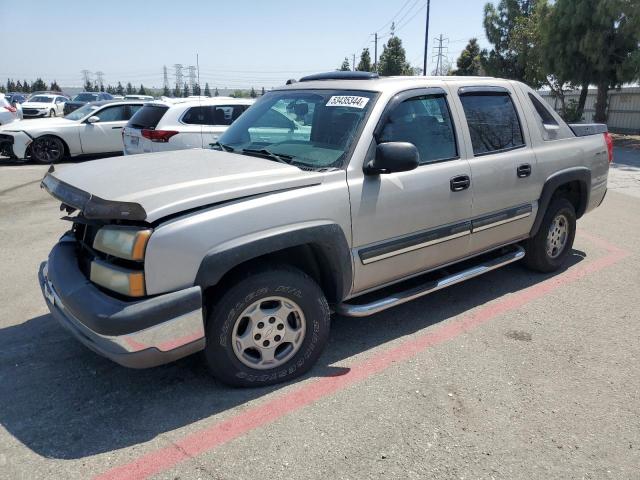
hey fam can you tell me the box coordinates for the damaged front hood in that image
[42,149,324,222]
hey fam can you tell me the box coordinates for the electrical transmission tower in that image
[81,69,92,86]
[163,65,169,91]
[187,65,197,91]
[95,71,104,89]
[431,34,449,76]
[173,64,183,89]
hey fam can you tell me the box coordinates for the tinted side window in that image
[459,93,524,155]
[379,95,457,164]
[95,105,128,122]
[128,105,169,128]
[528,93,558,126]
[182,106,207,125]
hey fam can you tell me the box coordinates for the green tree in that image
[16,80,23,92]
[23,79,31,92]
[138,84,146,95]
[377,35,412,76]
[193,83,201,96]
[250,87,257,98]
[100,83,105,92]
[125,82,134,94]
[481,0,537,81]
[32,78,47,91]
[204,83,211,97]
[183,82,190,97]
[338,57,350,71]
[50,80,61,92]
[163,85,171,97]
[357,48,372,71]
[116,82,124,95]
[106,84,116,94]
[214,87,219,97]
[84,80,94,92]
[173,83,181,97]
[6,79,16,92]
[453,38,482,76]
[542,0,640,122]
[261,86,265,96]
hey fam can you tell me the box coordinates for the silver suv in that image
[39,72,611,386]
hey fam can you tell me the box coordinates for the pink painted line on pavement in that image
[95,234,629,480]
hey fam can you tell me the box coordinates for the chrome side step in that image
[336,245,525,317]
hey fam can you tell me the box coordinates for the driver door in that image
[80,104,130,154]
[348,89,473,294]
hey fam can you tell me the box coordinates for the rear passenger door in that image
[179,106,209,148]
[454,86,538,254]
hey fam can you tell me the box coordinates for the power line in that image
[95,71,104,88]
[432,34,450,75]
[374,0,415,33]
[173,64,183,88]
[80,69,92,86]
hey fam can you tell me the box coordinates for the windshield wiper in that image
[210,141,234,152]
[241,148,296,166]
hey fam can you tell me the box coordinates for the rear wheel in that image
[203,266,331,387]
[524,197,576,273]
[30,136,65,164]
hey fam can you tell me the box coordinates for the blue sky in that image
[0,0,491,89]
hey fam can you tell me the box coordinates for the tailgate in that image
[122,127,151,155]
[569,123,608,137]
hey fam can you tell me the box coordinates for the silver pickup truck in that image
[38,72,611,386]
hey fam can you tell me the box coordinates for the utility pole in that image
[423,0,430,75]
[353,53,356,71]
[196,54,200,87]
[373,32,378,71]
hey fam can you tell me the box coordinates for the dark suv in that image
[63,92,114,115]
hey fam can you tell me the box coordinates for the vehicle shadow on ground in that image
[0,250,586,459]
[0,153,121,167]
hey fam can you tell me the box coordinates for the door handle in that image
[450,175,471,192]
[112,126,123,130]
[517,164,532,178]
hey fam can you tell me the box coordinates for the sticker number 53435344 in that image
[326,96,370,109]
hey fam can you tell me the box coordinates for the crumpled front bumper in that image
[0,131,31,158]
[38,239,206,368]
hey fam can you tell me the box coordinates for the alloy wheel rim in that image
[33,138,62,163]
[546,213,569,259]
[231,296,306,370]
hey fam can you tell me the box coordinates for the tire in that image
[30,136,65,164]
[524,197,576,273]
[203,266,331,387]
[50,109,56,117]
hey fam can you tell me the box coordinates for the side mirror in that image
[87,116,100,124]
[364,142,419,175]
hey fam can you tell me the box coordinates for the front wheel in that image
[49,109,56,117]
[30,136,65,164]
[204,266,331,387]
[523,197,576,273]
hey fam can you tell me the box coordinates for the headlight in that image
[93,226,151,261]
[90,260,145,297]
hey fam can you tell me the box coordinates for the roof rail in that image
[299,71,379,82]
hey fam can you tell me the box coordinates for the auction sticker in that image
[326,96,370,109]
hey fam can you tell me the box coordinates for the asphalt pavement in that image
[0,147,638,480]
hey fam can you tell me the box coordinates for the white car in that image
[124,94,155,101]
[0,94,22,126]
[21,94,68,118]
[0,100,144,163]
[122,97,254,155]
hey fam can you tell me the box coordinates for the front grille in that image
[0,134,14,145]
[23,109,40,116]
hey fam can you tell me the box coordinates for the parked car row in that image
[0,97,254,162]
[0,94,23,125]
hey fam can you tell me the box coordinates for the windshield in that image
[28,96,53,103]
[73,93,99,102]
[217,89,377,170]
[64,103,99,120]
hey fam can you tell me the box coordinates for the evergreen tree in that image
[116,82,124,95]
[193,83,201,96]
[126,82,134,94]
[261,87,265,96]
[50,80,61,92]
[481,0,536,81]
[16,80,23,93]
[183,82,190,97]
[163,85,171,97]
[138,84,146,95]
[204,83,211,97]
[32,78,47,91]
[214,87,219,97]
[377,35,412,76]
[357,48,372,71]
[453,39,482,76]
[250,87,257,98]
[339,57,351,71]
[100,83,105,92]
[173,83,181,97]
[106,84,116,94]
[23,79,31,92]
